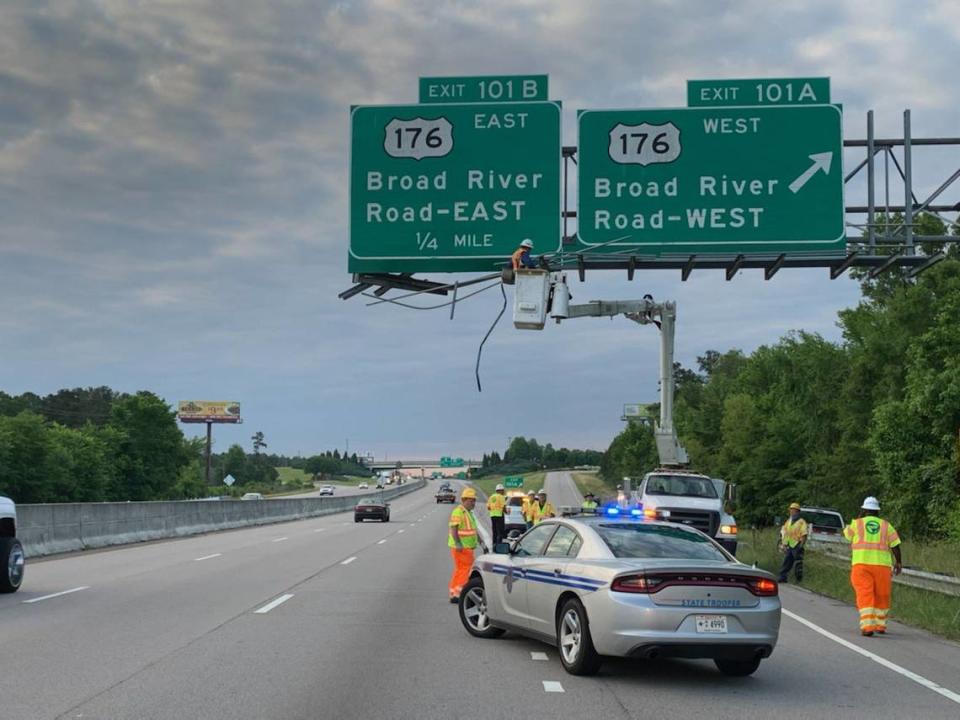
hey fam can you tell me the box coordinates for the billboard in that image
[177,401,242,424]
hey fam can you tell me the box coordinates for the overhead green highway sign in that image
[688,77,830,107]
[349,102,561,273]
[576,104,844,256]
[420,75,548,104]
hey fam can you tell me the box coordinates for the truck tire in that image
[0,537,25,593]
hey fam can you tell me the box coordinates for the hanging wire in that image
[359,280,501,310]
[475,282,507,392]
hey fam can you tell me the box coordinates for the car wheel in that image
[0,537,25,593]
[557,598,601,676]
[459,576,505,639]
[383,514,390,523]
[714,657,762,677]
[354,517,361,523]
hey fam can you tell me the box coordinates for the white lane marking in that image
[341,556,358,565]
[531,652,549,661]
[272,537,288,543]
[23,586,90,604]
[377,539,387,545]
[783,608,960,706]
[254,594,294,614]
[313,528,326,533]
[194,553,222,562]
[398,529,405,534]
[542,681,564,693]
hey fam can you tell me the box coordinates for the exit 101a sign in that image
[576,104,844,256]
[350,102,561,273]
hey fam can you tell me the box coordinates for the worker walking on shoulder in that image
[843,496,902,636]
[778,502,808,583]
[448,488,479,604]
[511,239,537,270]
[581,492,599,513]
[487,483,507,545]
[533,490,556,525]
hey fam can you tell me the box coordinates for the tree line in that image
[601,215,960,539]
[474,436,603,478]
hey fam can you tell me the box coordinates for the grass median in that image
[738,528,960,641]
[470,472,546,499]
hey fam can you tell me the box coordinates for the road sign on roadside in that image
[420,75,548,104]
[576,104,844,255]
[504,476,524,488]
[688,77,830,107]
[223,474,236,487]
[349,102,561,273]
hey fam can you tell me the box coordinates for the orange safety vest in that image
[487,492,506,518]
[511,248,529,270]
[843,516,900,567]
[448,504,478,549]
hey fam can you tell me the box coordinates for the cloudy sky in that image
[2,0,958,460]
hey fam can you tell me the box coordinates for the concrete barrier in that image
[18,481,426,557]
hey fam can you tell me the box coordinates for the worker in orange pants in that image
[843,496,902,636]
[448,487,479,603]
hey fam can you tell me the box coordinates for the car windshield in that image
[801,510,843,529]
[644,474,718,499]
[596,523,730,561]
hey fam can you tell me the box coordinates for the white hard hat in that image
[495,483,505,491]
[537,488,546,495]
[862,496,880,511]
[520,239,533,249]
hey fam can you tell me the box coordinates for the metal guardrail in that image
[807,538,960,597]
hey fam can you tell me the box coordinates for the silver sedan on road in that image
[458,513,781,677]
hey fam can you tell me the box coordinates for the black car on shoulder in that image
[354,498,390,523]
[435,488,457,504]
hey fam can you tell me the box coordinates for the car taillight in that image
[748,577,778,596]
[611,574,663,593]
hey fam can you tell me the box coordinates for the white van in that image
[1,495,24,593]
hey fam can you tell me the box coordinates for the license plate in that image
[695,615,728,633]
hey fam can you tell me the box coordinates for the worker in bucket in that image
[511,239,537,270]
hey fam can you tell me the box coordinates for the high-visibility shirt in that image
[487,492,506,518]
[449,504,479,549]
[843,515,900,567]
[533,501,556,524]
[581,500,598,512]
[522,497,536,521]
[511,248,536,270]
[780,517,809,548]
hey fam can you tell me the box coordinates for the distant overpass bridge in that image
[364,459,479,472]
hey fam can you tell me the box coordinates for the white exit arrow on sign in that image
[789,152,834,193]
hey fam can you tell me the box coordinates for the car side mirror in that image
[493,542,512,554]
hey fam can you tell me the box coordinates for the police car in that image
[458,509,781,677]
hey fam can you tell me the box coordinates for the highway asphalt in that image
[3,477,959,719]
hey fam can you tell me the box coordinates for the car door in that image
[523,524,584,638]
[494,524,557,629]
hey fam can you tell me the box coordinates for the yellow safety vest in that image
[780,517,809,548]
[448,505,478,549]
[843,516,900,567]
[581,500,598,511]
[533,501,556,524]
[522,497,536,521]
[487,492,506,518]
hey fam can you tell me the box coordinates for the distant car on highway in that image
[241,492,264,501]
[435,488,457,504]
[319,485,335,496]
[459,515,780,677]
[354,498,390,523]
[358,481,369,490]
[1,495,24,593]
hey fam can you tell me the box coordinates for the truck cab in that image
[632,470,738,555]
[0,495,25,593]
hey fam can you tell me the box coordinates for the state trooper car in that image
[457,510,780,676]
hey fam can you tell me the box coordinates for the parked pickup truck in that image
[1,495,24,593]
[435,488,457,504]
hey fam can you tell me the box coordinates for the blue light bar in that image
[629,508,643,517]
[605,506,621,516]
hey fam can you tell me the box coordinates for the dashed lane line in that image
[272,537,288,543]
[194,553,222,562]
[23,586,90,604]
[341,556,358,565]
[542,681,564,693]
[783,608,960,706]
[313,528,326,533]
[531,652,549,661]
[254,594,294,614]
[377,539,387,545]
